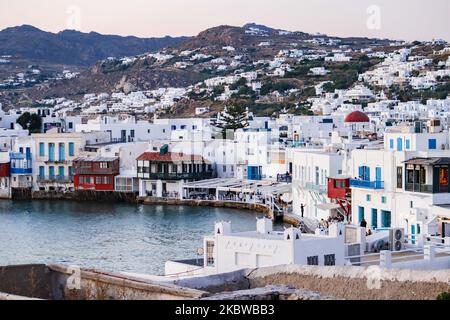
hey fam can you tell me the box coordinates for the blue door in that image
[58,166,65,179]
[397,138,403,151]
[49,166,55,179]
[371,209,378,230]
[358,207,365,224]
[39,166,45,179]
[48,143,55,162]
[381,210,391,228]
[375,167,382,182]
[59,143,65,161]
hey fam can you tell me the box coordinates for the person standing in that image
[300,204,306,218]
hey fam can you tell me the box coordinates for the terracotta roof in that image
[136,152,210,163]
[344,111,370,123]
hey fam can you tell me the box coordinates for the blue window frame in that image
[69,166,74,177]
[48,143,55,162]
[389,139,394,149]
[397,138,403,151]
[59,143,65,161]
[375,167,382,182]
[358,206,365,223]
[49,166,55,179]
[39,143,45,157]
[428,139,437,150]
[371,209,378,229]
[358,166,370,181]
[381,210,391,228]
[366,194,371,202]
[381,196,386,204]
[39,166,45,178]
[405,139,410,150]
[69,143,75,157]
[58,166,65,178]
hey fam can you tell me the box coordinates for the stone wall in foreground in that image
[246,265,450,300]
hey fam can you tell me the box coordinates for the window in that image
[39,143,45,157]
[371,209,378,229]
[406,139,410,150]
[397,167,403,189]
[439,167,449,186]
[389,139,394,150]
[171,125,176,130]
[223,165,227,173]
[324,254,336,266]
[69,143,75,156]
[366,194,371,202]
[397,138,403,151]
[410,201,414,208]
[307,256,319,266]
[99,162,109,169]
[358,206,365,223]
[69,166,74,177]
[381,210,391,228]
[130,130,135,138]
[381,196,386,204]
[68,122,73,129]
[206,241,215,267]
[39,166,45,178]
[428,139,437,150]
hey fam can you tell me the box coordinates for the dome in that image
[344,111,370,123]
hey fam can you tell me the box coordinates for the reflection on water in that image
[0,200,272,275]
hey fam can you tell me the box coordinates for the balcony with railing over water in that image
[10,152,32,174]
[37,175,74,184]
[349,179,384,190]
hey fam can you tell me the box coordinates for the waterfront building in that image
[32,130,110,192]
[0,149,10,198]
[137,146,215,198]
[349,120,450,236]
[73,156,120,191]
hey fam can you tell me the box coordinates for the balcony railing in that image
[277,174,292,183]
[305,182,327,194]
[10,152,32,160]
[10,167,32,174]
[75,168,119,175]
[37,176,74,184]
[350,179,384,190]
[405,183,433,194]
[138,171,215,181]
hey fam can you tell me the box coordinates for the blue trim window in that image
[371,209,378,229]
[389,139,394,150]
[69,143,75,157]
[358,206,365,223]
[381,210,391,228]
[397,138,403,151]
[405,139,410,150]
[39,143,45,157]
[381,196,386,204]
[428,139,437,150]
[366,194,371,202]
[39,166,45,178]
[59,143,65,161]
[49,166,55,179]
[58,166,65,178]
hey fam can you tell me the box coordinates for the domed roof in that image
[344,111,370,123]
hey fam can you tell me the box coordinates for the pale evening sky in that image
[0,0,449,41]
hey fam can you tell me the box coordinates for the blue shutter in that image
[48,144,55,162]
[371,209,378,229]
[375,167,382,182]
[39,143,45,157]
[365,167,371,181]
[389,139,394,149]
[358,166,364,179]
[428,139,437,150]
[58,166,65,178]
[69,143,75,156]
[39,166,45,178]
[49,166,55,179]
[59,143,65,161]
[397,138,403,151]
[405,139,410,150]
[358,207,365,223]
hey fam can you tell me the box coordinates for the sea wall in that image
[30,190,138,203]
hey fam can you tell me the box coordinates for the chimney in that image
[215,221,231,236]
[256,218,273,234]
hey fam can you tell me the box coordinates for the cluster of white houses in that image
[2,98,450,276]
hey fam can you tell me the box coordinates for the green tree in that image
[16,112,42,134]
[215,105,249,137]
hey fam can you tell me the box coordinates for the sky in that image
[0,0,449,41]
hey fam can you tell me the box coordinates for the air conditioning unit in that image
[389,228,405,251]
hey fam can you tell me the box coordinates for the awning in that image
[403,157,450,166]
[316,203,341,211]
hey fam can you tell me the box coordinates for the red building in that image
[0,162,10,177]
[73,157,120,191]
[327,175,352,220]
